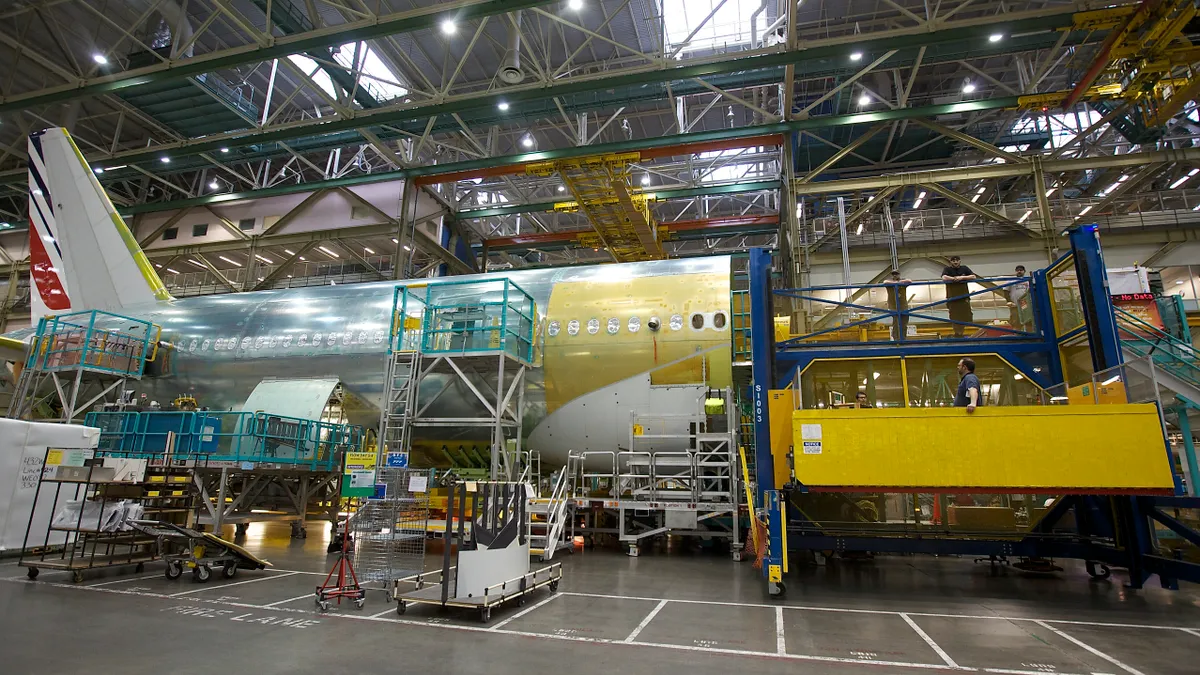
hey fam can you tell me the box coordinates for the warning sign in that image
[342,451,378,497]
[802,441,823,455]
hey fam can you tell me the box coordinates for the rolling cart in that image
[129,520,271,582]
[391,480,563,622]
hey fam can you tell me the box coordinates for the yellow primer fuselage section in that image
[782,405,1175,494]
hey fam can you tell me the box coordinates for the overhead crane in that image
[746,225,1200,597]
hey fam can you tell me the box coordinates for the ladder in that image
[379,349,422,455]
[528,462,572,561]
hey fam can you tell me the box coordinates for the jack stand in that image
[315,513,365,611]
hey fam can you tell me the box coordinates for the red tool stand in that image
[315,513,365,611]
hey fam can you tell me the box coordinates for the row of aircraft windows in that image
[180,330,388,353]
[546,311,728,338]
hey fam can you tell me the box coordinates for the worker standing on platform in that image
[884,269,913,341]
[941,256,978,337]
[954,357,981,412]
[1007,265,1031,333]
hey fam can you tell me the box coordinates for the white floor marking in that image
[623,599,668,643]
[87,574,161,587]
[169,571,299,597]
[556,591,1200,632]
[901,612,960,669]
[775,605,786,655]
[490,592,561,630]
[368,607,399,619]
[1033,621,1145,675]
[1182,628,1200,638]
[981,669,1091,675]
[263,593,317,608]
[626,639,961,671]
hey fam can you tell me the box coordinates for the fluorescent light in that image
[283,249,295,255]
[971,194,981,203]
[255,254,273,264]
[364,247,375,255]
[558,185,566,192]
[220,147,230,153]
[391,238,399,244]
[209,181,219,190]
[911,191,925,209]
[402,244,412,251]
[497,101,510,111]
[299,256,306,261]
[641,174,651,186]
[441,19,457,35]
[1176,279,1185,285]
[873,372,880,379]
[218,255,242,267]
[1078,205,1093,215]
[989,33,1003,42]
[153,263,161,268]
[521,135,534,148]
[1050,396,1069,401]
[1018,210,1032,223]
[1101,375,1122,386]
[1045,187,1057,197]
[858,93,870,106]
[976,186,986,194]
[318,246,339,258]
[93,167,104,174]
[953,215,964,228]
[188,259,206,268]
[850,52,863,61]
[903,219,913,230]
[1169,168,1198,188]
[166,268,180,275]
[855,223,864,235]
[963,81,977,94]
[92,53,108,64]
[160,156,170,163]
[568,0,583,9]
[1013,374,1024,380]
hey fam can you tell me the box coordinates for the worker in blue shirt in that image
[954,357,980,412]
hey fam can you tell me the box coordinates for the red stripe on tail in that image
[28,217,70,310]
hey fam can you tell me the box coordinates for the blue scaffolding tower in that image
[748,225,1200,596]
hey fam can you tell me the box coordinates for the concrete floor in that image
[3,522,1200,674]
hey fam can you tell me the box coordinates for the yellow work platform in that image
[782,405,1175,494]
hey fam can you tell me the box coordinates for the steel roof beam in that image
[0,0,560,115]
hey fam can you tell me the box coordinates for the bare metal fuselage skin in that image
[10,257,734,462]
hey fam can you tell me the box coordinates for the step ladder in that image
[379,349,422,455]
[528,462,572,562]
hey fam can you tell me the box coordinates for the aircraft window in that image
[282,335,293,348]
[567,320,580,336]
[240,337,252,350]
[691,313,704,330]
[548,320,560,337]
[607,317,620,334]
[669,314,683,330]
[587,318,600,335]
[713,311,727,329]
[312,333,323,345]
[201,339,211,351]
[628,316,641,333]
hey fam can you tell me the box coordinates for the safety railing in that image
[773,277,1039,347]
[1117,308,1200,392]
[419,278,536,364]
[84,410,362,471]
[26,310,158,378]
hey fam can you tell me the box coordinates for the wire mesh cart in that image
[128,520,271,582]
[392,480,562,622]
[352,467,432,589]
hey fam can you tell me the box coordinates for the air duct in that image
[499,11,524,84]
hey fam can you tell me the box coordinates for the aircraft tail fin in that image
[27,127,171,322]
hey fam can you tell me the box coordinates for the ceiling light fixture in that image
[318,246,339,258]
[255,254,273,264]
[858,93,870,106]
[850,51,863,61]
[392,238,399,244]
[92,53,108,65]
[94,167,104,174]
[962,80,977,94]
[220,147,230,153]
[1045,186,1057,197]
[402,244,412,251]
[364,247,375,255]
[641,174,651,186]
[520,135,534,148]
[568,0,584,10]
[160,156,170,163]
[284,249,296,255]
[218,255,242,267]
[989,33,1003,42]
[441,19,457,35]
[188,259,206,269]
[166,268,180,275]
[903,219,913,230]
[953,215,964,228]
[855,223,864,235]
[1018,210,1032,223]
[209,181,219,190]
[557,185,566,192]
[1078,205,1093,216]
[497,101,510,111]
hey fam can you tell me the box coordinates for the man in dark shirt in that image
[883,270,912,341]
[954,357,981,412]
[855,391,871,408]
[941,255,978,337]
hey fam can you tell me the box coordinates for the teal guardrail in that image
[1117,307,1200,390]
[26,310,158,378]
[83,410,362,472]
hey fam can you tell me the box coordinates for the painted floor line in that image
[775,605,786,655]
[901,613,960,669]
[1181,628,1200,638]
[489,591,561,631]
[264,593,318,608]
[169,571,300,597]
[981,669,1092,675]
[86,574,162,587]
[623,599,668,643]
[556,590,1200,632]
[1033,621,1146,675]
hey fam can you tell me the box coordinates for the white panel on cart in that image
[0,419,100,551]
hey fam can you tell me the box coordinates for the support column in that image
[1067,225,1122,371]
[748,248,776,505]
[394,179,415,280]
[1175,409,1200,497]
[1031,156,1059,263]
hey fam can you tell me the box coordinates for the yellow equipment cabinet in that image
[786,405,1175,493]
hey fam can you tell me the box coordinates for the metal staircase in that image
[527,460,573,561]
[379,349,422,455]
